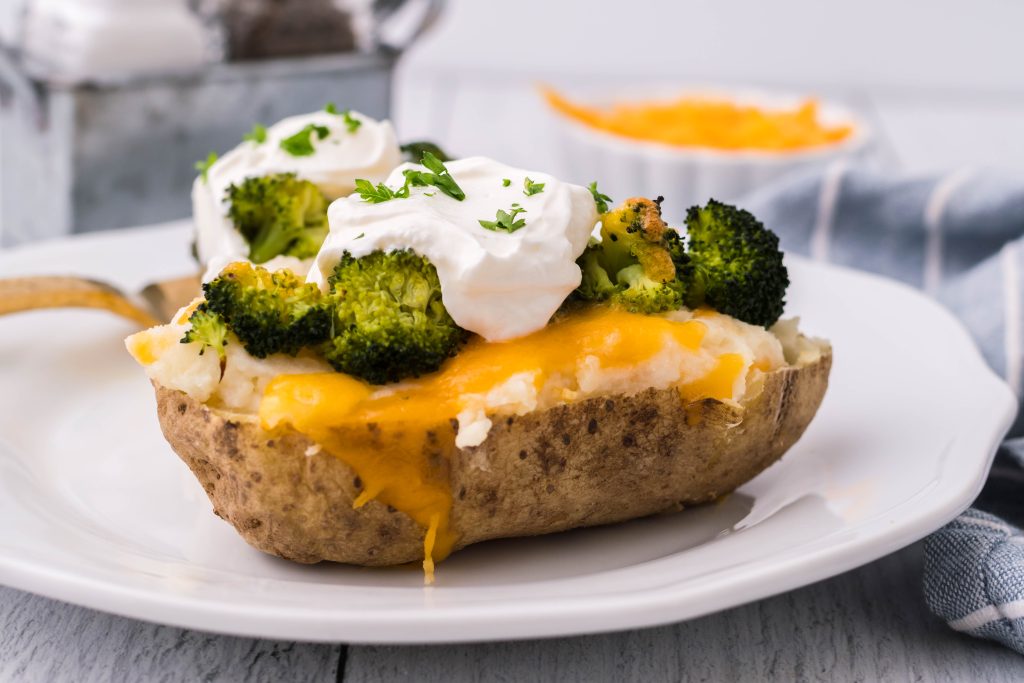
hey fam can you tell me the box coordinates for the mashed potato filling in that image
[126,300,332,414]
[127,305,786,580]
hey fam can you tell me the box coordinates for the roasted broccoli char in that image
[193,263,332,358]
[323,250,467,384]
[575,197,691,314]
[683,199,789,328]
[575,197,787,327]
[226,173,329,264]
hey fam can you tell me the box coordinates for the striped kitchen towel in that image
[923,508,1024,653]
[742,163,1024,654]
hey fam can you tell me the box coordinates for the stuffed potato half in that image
[128,154,832,579]
[153,334,829,568]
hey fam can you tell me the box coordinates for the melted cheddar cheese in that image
[543,88,854,152]
[259,308,753,581]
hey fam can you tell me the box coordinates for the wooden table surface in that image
[2,543,1022,682]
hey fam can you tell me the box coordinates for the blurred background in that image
[2,0,1023,245]
[396,0,1024,170]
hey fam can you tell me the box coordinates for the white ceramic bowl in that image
[548,86,873,223]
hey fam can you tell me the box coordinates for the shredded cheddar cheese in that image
[259,308,762,581]
[543,88,853,152]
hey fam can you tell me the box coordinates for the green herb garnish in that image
[353,152,465,204]
[401,151,465,201]
[523,177,545,196]
[325,103,361,133]
[280,124,330,156]
[342,110,361,133]
[502,178,511,187]
[479,206,527,233]
[354,178,410,204]
[195,151,218,182]
[243,123,267,144]
[588,181,612,214]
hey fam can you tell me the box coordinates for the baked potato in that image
[152,337,829,568]
[127,159,832,580]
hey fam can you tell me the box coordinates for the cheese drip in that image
[259,309,748,580]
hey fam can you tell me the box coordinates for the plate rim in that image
[0,224,1016,643]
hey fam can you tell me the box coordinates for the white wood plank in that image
[345,544,1024,683]
[393,74,594,181]
[0,587,340,683]
[870,96,1024,173]
[392,67,460,144]
[403,0,1024,94]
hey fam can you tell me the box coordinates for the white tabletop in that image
[2,543,1022,681]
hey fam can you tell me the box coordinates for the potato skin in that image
[155,345,832,566]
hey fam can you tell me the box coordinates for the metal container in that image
[0,52,396,245]
[0,0,441,246]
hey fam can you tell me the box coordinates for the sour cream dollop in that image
[308,157,599,341]
[193,109,402,280]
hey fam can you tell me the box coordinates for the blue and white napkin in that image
[741,163,1024,654]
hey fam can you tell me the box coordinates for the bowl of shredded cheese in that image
[543,86,871,223]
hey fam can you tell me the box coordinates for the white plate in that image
[0,223,1015,644]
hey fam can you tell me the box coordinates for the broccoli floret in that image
[576,240,616,300]
[322,249,466,384]
[198,262,331,358]
[683,199,789,328]
[180,308,228,360]
[226,173,329,264]
[286,223,330,260]
[574,197,690,314]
